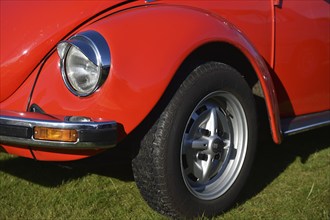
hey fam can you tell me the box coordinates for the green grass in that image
[0,127,329,219]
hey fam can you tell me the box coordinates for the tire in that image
[132,62,257,218]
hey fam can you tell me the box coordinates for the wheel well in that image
[179,42,261,94]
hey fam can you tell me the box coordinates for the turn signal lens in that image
[34,127,78,142]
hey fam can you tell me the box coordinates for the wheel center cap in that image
[211,138,224,154]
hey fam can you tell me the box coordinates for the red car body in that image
[0,0,329,217]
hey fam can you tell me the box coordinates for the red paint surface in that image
[274,0,330,116]
[1,145,34,159]
[0,1,126,102]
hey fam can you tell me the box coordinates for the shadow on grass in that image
[0,126,329,199]
[0,146,134,187]
[237,126,330,206]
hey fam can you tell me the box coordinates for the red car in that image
[1,0,329,218]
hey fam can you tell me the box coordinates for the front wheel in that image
[132,62,257,218]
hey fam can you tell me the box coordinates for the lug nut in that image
[197,153,208,161]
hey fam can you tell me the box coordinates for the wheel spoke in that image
[191,139,209,150]
[183,151,214,184]
[205,108,219,136]
[192,161,203,181]
[197,155,213,183]
[183,138,208,152]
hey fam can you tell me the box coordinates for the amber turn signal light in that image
[34,127,78,142]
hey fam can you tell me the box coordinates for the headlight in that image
[57,31,110,97]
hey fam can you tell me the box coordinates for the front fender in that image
[29,4,282,144]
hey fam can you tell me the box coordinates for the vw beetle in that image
[1,0,329,218]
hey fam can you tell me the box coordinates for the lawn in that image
[0,126,329,219]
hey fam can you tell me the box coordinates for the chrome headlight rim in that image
[57,30,110,97]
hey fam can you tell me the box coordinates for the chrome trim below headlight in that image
[57,30,111,97]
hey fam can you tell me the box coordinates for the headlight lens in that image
[57,31,110,97]
[66,46,100,94]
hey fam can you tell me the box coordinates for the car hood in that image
[0,1,130,103]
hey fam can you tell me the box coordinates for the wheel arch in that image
[161,41,282,144]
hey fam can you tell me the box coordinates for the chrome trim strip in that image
[0,112,117,149]
[281,111,330,136]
